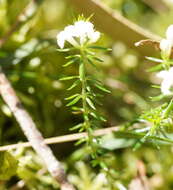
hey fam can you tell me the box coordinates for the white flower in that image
[166,25,173,43]
[56,20,100,49]
[160,25,173,58]
[157,67,173,95]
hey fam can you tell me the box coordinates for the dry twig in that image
[0,126,120,152]
[0,68,74,190]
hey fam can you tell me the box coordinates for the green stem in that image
[80,49,98,159]
[80,49,92,144]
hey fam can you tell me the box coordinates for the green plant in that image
[57,17,111,168]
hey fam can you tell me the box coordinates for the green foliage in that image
[0,152,18,180]
[1,0,173,189]
[59,41,111,167]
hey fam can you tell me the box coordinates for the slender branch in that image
[80,48,99,158]
[0,68,75,190]
[0,126,120,152]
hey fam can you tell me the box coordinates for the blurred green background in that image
[1,0,173,189]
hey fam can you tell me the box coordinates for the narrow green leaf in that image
[60,76,79,81]
[72,110,83,115]
[146,56,163,63]
[87,76,102,84]
[66,95,81,106]
[147,64,162,72]
[65,55,81,59]
[90,112,106,122]
[57,48,71,52]
[150,94,165,101]
[75,138,86,145]
[151,85,160,89]
[86,97,96,110]
[79,127,85,132]
[65,94,80,100]
[67,80,80,90]
[99,161,108,170]
[85,49,95,56]
[71,106,83,111]
[70,123,83,131]
[91,56,104,62]
[88,46,112,51]
[94,83,111,93]
[63,59,77,67]
[86,86,92,92]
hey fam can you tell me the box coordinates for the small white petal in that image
[63,25,79,46]
[74,21,94,34]
[157,67,173,95]
[161,80,172,95]
[57,27,78,48]
[64,25,78,37]
[169,67,173,73]
[88,31,100,43]
[74,21,100,45]
[160,39,169,51]
[160,39,172,57]
[74,21,94,44]
[57,31,65,48]
[166,25,173,44]
[157,70,169,79]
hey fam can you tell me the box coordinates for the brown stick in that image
[0,72,75,184]
[0,67,74,190]
[0,126,120,151]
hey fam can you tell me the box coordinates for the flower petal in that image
[166,25,173,44]
[88,31,100,43]
[57,31,65,49]
[157,67,173,95]
[160,39,172,58]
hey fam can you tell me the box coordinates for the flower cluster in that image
[57,20,100,49]
[157,25,173,95]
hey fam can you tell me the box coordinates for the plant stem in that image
[80,49,98,158]
[80,50,91,141]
